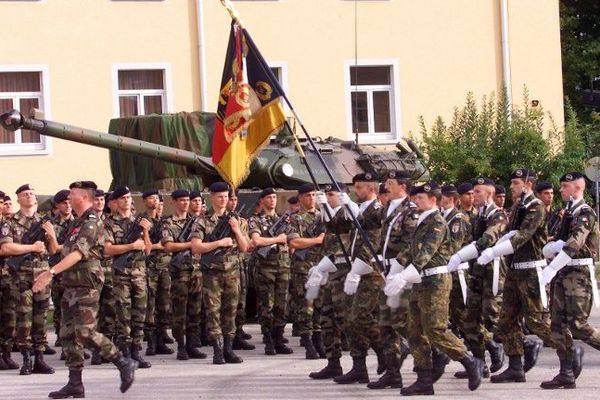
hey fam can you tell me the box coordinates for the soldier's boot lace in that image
[490,355,526,383]
[367,353,403,389]
[431,347,450,383]
[113,355,137,393]
[486,339,505,373]
[540,357,576,389]
[130,344,151,368]
[301,333,319,360]
[400,368,434,396]
[263,332,276,356]
[459,354,483,391]
[333,356,369,384]
[309,357,343,380]
[19,349,32,375]
[273,326,293,354]
[48,369,85,399]
[186,335,207,359]
[523,338,542,372]
[33,350,55,374]
[223,335,243,363]
[211,337,226,365]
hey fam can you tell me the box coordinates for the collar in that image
[359,198,376,215]
[442,207,454,219]
[417,208,437,227]
[386,197,406,218]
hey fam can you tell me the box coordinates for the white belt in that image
[422,266,449,277]
[567,258,594,267]
[512,260,547,270]
[334,256,348,265]
[565,258,599,308]
[454,262,469,271]
[512,259,548,307]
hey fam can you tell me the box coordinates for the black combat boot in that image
[540,357,576,389]
[211,337,226,365]
[523,338,541,372]
[200,326,209,347]
[399,339,410,369]
[333,356,369,384]
[367,353,403,389]
[155,332,174,355]
[161,330,175,344]
[233,329,256,350]
[312,331,326,359]
[486,339,505,373]
[186,335,207,359]
[19,350,32,375]
[240,328,252,340]
[176,337,189,360]
[145,332,156,356]
[130,344,151,368]
[301,333,319,359]
[33,350,55,374]
[2,352,19,370]
[490,355,526,383]
[0,353,7,370]
[48,369,85,399]
[113,355,137,393]
[43,345,57,355]
[291,324,300,337]
[223,335,243,363]
[376,349,386,375]
[400,368,434,396]
[459,354,483,391]
[572,344,584,379]
[91,349,103,365]
[54,337,62,347]
[431,347,450,383]
[309,357,343,380]
[273,326,293,354]
[263,331,276,356]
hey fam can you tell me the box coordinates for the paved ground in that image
[2,308,600,400]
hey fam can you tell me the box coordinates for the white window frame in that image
[343,59,402,144]
[111,63,174,118]
[0,64,52,157]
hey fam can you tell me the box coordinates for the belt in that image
[567,258,594,266]
[422,266,449,277]
[511,259,548,307]
[565,258,598,308]
[334,256,348,264]
[512,260,547,270]
[454,262,469,271]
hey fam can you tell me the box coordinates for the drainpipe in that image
[196,0,208,111]
[500,0,513,113]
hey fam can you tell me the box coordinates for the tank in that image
[0,108,429,190]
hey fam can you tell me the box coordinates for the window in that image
[345,61,401,143]
[0,67,50,156]
[114,67,171,118]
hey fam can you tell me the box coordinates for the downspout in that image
[196,0,208,112]
[500,0,513,113]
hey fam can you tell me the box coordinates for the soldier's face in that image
[262,194,277,210]
[459,191,474,208]
[559,182,576,202]
[440,195,453,209]
[174,197,190,213]
[157,202,164,216]
[537,189,553,206]
[56,200,72,217]
[354,182,375,202]
[385,179,406,198]
[17,189,36,208]
[211,192,229,210]
[143,194,159,210]
[190,197,203,213]
[69,189,89,213]
[414,193,437,211]
[510,178,529,197]
[2,200,12,215]
[299,191,316,209]
[116,193,132,212]
[93,196,105,212]
[473,185,489,207]
[494,194,506,208]
[227,196,238,211]
[327,191,340,208]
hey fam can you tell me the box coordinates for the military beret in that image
[494,185,506,195]
[189,191,203,200]
[412,181,441,195]
[260,187,276,198]
[297,183,317,194]
[409,185,419,196]
[69,181,98,191]
[457,182,473,195]
[105,191,114,201]
[535,181,553,193]
[352,172,379,183]
[3,195,10,202]
[94,189,105,197]
[287,195,298,204]
[111,186,131,200]
[559,172,586,183]
[472,177,495,187]
[208,182,229,193]
[142,189,159,199]
[441,184,457,195]
[171,189,190,199]
[323,182,346,193]
[386,170,412,181]
[15,184,34,194]
[0,191,5,198]
[379,183,389,194]
[53,189,70,204]
[158,194,164,202]
[510,168,537,180]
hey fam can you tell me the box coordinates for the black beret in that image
[94,189,105,197]
[441,184,457,195]
[510,168,537,180]
[409,186,419,196]
[208,182,229,193]
[559,172,586,183]
[287,195,298,204]
[69,181,98,191]
[412,181,441,195]
[158,194,164,202]
[457,182,473,195]
[105,191,113,200]
[472,177,495,187]
[3,195,10,202]
[16,184,34,194]
[171,189,190,199]
[260,187,276,198]
[190,191,203,200]
[386,170,412,180]
[535,181,553,193]
[53,190,70,204]
[142,189,159,199]
[379,183,389,194]
[0,191,4,198]
[494,185,506,195]
[298,183,317,194]
[352,172,379,183]
[111,186,131,200]
[323,182,346,193]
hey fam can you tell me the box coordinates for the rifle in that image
[149,216,164,244]
[6,214,59,272]
[169,215,197,269]
[510,189,528,231]
[112,215,145,272]
[473,207,489,240]
[201,205,247,265]
[292,217,326,261]
[256,210,294,259]
[556,196,574,242]
[48,218,74,267]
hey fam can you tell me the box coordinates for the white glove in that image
[305,270,324,289]
[320,202,334,222]
[316,191,327,205]
[456,243,479,262]
[388,259,404,275]
[447,254,463,273]
[401,264,422,284]
[477,248,495,265]
[339,193,359,219]
[386,294,401,309]
[492,239,515,257]
[384,273,408,296]
[339,192,350,205]
[320,272,331,286]
[543,240,565,259]
[315,256,337,274]
[344,273,361,295]
[498,230,517,244]
[541,250,572,286]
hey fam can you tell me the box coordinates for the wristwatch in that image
[49,268,57,276]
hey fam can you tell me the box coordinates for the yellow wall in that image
[0,0,564,195]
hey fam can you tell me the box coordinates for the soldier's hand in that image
[131,239,146,251]
[139,218,151,231]
[32,241,46,253]
[228,217,240,233]
[315,232,325,244]
[33,270,52,293]
[219,237,234,247]
[41,221,56,239]
[276,233,287,244]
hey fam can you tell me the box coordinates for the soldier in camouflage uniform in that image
[288,183,326,359]
[162,189,207,361]
[536,181,561,240]
[103,186,152,369]
[385,182,482,395]
[31,180,136,399]
[539,172,600,389]
[190,182,250,365]
[494,185,507,210]
[477,169,560,383]
[458,182,479,228]
[249,187,294,355]
[0,184,54,376]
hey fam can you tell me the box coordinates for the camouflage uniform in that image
[97,213,116,339]
[50,214,75,342]
[235,218,250,334]
[0,254,19,362]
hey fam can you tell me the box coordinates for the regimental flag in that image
[213,22,287,189]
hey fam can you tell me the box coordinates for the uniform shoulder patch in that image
[452,223,460,233]
[0,223,9,236]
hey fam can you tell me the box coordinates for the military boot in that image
[431,348,450,383]
[572,344,584,379]
[301,333,319,360]
[233,329,255,351]
[113,355,137,393]
[176,337,189,360]
[186,335,207,359]
[540,357,576,389]
[211,337,226,365]
[291,324,300,337]
[20,350,32,375]
[273,326,293,354]
[161,330,175,344]
[200,326,209,347]
[523,339,541,372]
[264,331,276,356]
[455,363,489,379]
[2,352,19,370]
[485,339,504,373]
[367,354,403,389]
[333,356,369,384]
[0,353,8,370]
[91,349,103,365]
[376,349,386,375]
[309,358,343,380]
[312,331,326,359]
[33,350,55,374]
[223,335,243,364]
[399,339,410,369]
[459,355,483,391]
[130,344,151,369]
[400,368,434,396]
[145,332,156,356]
[48,369,85,399]
[155,332,174,355]
[240,328,252,340]
[490,355,526,383]
[43,345,57,355]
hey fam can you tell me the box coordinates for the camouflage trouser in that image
[379,282,410,359]
[113,262,147,347]
[203,268,239,340]
[51,276,64,337]
[550,266,600,360]
[235,263,249,330]
[290,270,322,336]
[145,255,172,334]
[255,263,289,333]
[170,265,202,339]
[348,272,385,358]
[98,263,116,337]
[497,268,557,356]
[287,272,298,323]
[449,271,468,336]
[61,283,120,371]
[0,266,18,352]
[16,263,50,351]
[408,273,468,369]
[320,265,351,360]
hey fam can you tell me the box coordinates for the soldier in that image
[189,191,204,217]
[287,196,300,213]
[536,181,562,239]
[249,187,294,355]
[288,183,326,359]
[103,186,152,369]
[539,172,600,389]
[0,184,54,375]
[2,194,14,219]
[458,182,478,228]
[385,182,482,395]
[477,169,562,383]
[494,185,507,210]
[162,189,207,361]
[449,177,506,378]
[93,189,105,215]
[31,180,136,398]
[378,183,391,208]
[141,189,173,356]
[190,182,250,364]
